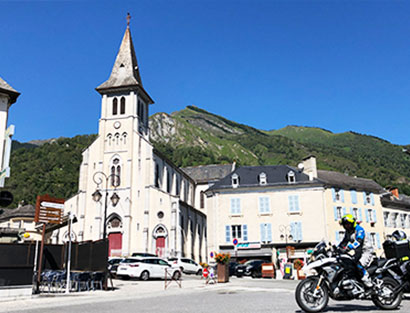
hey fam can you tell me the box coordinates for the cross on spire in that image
[126,12,131,27]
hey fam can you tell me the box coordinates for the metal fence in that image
[0,239,108,287]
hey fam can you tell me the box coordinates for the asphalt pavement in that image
[1,275,409,313]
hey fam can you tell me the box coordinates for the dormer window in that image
[287,171,296,183]
[259,172,267,185]
[231,173,239,188]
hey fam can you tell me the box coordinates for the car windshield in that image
[109,259,122,265]
[244,260,257,266]
[121,258,141,263]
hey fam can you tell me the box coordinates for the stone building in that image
[60,22,206,261]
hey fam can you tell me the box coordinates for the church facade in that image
[59,23,206,261]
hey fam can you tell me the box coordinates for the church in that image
[59,18,206,261]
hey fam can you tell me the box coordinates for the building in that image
[0,204,37,242]
[381,188,410,237]
[204,155,389,264]
[59,20,206,261]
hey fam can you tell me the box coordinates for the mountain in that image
[3,105,409,207]
[150,106,410,195]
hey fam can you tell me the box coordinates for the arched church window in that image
[106,134,112,146]
[154,163,160,188]
[113,98,118,115]
[115,133,120,145]
[116,165,121,186]
[122,132,127,145]
[120,97,126,114]
[111,166,116,186]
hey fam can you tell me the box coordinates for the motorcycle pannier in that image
[383,240,410,259]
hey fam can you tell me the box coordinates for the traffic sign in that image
[34,195,65,224]
[210,251,214,258]
[233,238,238,246]
[203,268,209,278]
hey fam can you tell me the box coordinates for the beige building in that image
[204,156,389,263]
[56,22,206,261]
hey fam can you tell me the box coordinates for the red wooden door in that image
[108,232,122,257]
[156,237,165,257]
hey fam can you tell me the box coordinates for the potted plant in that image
[293,259,305,280]
[215,253,230,283]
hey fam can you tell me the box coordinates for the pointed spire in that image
[96,14,146,94]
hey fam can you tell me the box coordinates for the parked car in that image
[235,259,265,278]
[117,257,181,281]
[131,252,157,257]
[168,257,203,275]
[228,261,239,276]
[108,257,124,277]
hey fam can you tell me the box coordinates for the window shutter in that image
[349,207,353,215]
[365,209,370,222]
[334,206,338,221]
[295,195,300,211]
[343,207,347,216]
[237,198,241,213]
[225,225,231,242]
[359,208,363,222]
[351,190,357,204]
[376,233,381,249]
[331,188,336,202]
[297,222,303,241]
[363,192,367,204]
[288,196,294,212]
[370,193,375,206]
[243,224,248,241]
[335,231,340,244]
[372,209,377,223]
[341,190,345,203]
[260,224,265,242]
[267,223,272,242]
[290,222,296,242]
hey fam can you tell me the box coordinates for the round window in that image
[157,211,164,219]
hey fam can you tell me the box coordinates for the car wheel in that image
[172,271,181,280]
[251,271,257,278]
[140,271,150,281]
[196,269,202,276]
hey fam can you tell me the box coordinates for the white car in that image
[168,257,202,275]
[117,257,181,281]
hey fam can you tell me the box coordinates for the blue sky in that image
[1,0,409,145]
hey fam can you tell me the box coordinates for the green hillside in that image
[3,105,409,207]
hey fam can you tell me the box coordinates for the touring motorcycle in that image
[295,241,402,312]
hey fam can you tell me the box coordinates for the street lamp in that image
[92,171,120,240]
[279,225,293,259]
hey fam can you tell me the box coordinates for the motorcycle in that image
[295,241,402,312]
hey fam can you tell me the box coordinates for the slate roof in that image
[96,27,153,103]
[0,204,35,223]
[0,77,20,104]
[182,164,234,183]
[317,170,384,193]
[381,193,410,210]
[207,165,319,191]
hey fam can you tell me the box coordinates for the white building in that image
[59,22,206,261]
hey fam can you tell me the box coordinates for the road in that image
[1,276,410,313]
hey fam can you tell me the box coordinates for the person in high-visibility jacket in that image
[338,214,374,288]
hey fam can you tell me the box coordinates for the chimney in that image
[231,161,236,172]
[302,155,317,181]
[389,187,399,199]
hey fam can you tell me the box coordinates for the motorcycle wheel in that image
[295,276,329,313]
[372,277,402,310]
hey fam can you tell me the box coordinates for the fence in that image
[0,239,108,287]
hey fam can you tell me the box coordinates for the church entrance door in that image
[108,232,122,257]
[156,237,165,258]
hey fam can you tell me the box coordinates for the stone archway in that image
[152,224,168,258]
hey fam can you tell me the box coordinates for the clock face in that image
[114,121,121,129]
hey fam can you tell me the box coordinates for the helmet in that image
[392,230,407,241]
[340,214,357,228]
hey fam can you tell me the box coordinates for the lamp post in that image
[92,171,120,240]
[279,225,293,260]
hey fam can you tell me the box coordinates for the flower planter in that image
[217,263,229,283]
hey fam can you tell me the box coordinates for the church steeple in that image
[96,14,153,104]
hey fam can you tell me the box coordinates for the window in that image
[288,195,300,212]
[287,171,295,183]
[290,222,303,242]
[332,188,344,202]
[370,232,381,249]
[154,163,160,188]
[333,206,346,221]
[231,225,242,239]
[120,97,126,114]
[200,191,205,209]
[352,208,359,220]
[363,192,374,205]
[231,174,239,188]
[260,223,272,243]
[384,212,389,227]
[166,170,171,193]
[112,98,118,115]
[157,211,164,219]
[175,177,180,196]
[259,172,267,185]
[230,198,241,214]
[122,132,127,145]
[110,158,121,186]
[366,208,376,224]
[137,100,144,120]
[400,214,406,228]
[259,197,270,213]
